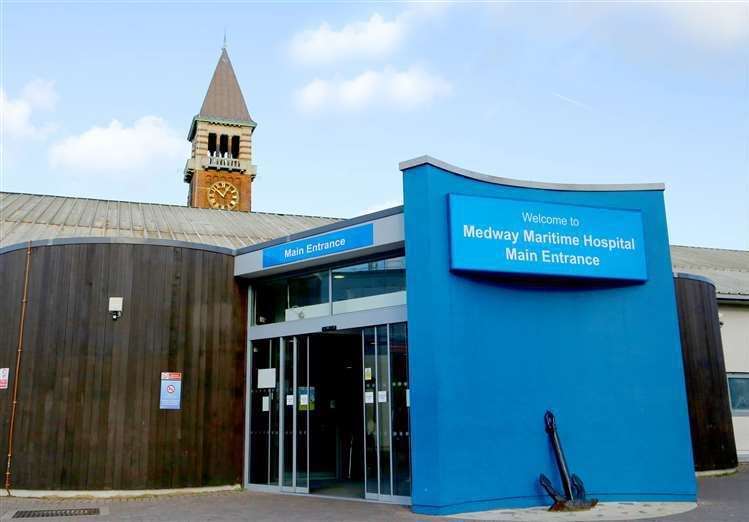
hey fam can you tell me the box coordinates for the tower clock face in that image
[207,180,240,210]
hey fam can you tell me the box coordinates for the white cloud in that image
[21,79,59,110]
[297,79,331,112]
[0,79,58,138]
[290,13,406,65]
[296,66,452,113]
[49,116,187,171]
[657,4,749,49]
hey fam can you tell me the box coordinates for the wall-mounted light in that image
[109,297,123,321]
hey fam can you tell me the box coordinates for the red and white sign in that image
[160,372,182,381]
[0,368,9,390]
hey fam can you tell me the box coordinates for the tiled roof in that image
[0,192,337,250]
[671,245,749,299]
[198,48,254,124]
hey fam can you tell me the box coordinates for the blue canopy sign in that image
[263,223,374,268]
[448,194,647,281]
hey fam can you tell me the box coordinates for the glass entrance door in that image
[249,324,410,502]
[362,323,411,502]
[281,336,309,493]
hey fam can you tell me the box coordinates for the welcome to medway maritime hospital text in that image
[461,212,638,267]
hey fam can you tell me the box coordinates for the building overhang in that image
[234,206,404,279]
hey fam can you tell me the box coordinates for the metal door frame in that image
[246,324,410,505]
[279,336,309,494]
[363,324,411,504]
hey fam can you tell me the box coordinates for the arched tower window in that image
[207,133,217,156]
[219,134,229,157]
[231,136,240,159]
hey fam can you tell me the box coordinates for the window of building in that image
[728,374,749,414]
[332,257,406,314]
[251,255,406,326]
[207,133,217,155]
[231,136,240,159]
[219,134,229,156]
[254,270,329,325]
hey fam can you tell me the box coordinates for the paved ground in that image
[0,465,746,521]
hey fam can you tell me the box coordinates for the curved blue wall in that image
[402,160,696,515]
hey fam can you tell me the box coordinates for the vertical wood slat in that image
[674,275,738,472]
[0,249,25,486]
[0,243,246,490]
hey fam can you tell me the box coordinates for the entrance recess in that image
[248,323,411,503]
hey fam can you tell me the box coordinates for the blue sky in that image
[1,2,747,249]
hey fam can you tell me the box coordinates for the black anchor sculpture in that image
[539,410,598,511]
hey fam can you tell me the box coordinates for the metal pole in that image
[5,242,32,494]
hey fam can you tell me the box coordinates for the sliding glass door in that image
[362,323,411,502]
[281,336,309,493]
[248,324,410,502]
[249,336,309,493]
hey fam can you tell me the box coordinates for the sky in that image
[1,1,748,250]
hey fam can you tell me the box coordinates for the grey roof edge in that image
[718,294,749,303]
[0,191,335,221]
[671,243,749,255]
[673,272,716,287]
[399,155,666,192]
[234,205,404,256]
[0,205,403,257]
[0,237,235,257]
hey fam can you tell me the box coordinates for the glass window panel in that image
[296,337,309,489]
[287,270,329,321]
[377,326,392,496]
[249,339,280,485]
[253,279,287,325]
[729,376,749,411]
[253,270,330,325]
[363,328,378,495]
[332,257,406,315]
[389,323,411,497]
[282,339,294,488]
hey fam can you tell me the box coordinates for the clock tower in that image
[184,45,257,211]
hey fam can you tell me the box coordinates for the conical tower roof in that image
[198,48,255,124]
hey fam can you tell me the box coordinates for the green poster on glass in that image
[298,386,315,411]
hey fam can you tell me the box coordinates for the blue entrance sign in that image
[262,223,374,268]
[448,194,647,281]
[159,372,182,410]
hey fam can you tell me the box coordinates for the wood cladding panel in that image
[0,243,246,490]
[0,248,26,490]
[674,276,738,472]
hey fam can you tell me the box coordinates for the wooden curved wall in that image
[0,243,247,490]
[674,275,738,472]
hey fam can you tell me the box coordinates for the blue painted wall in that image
[402,162,696,515]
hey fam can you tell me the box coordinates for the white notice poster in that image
[257,368,276,389]
[378,390,387,403]
[300,394,309,406]
[286,394,294,406]
[364,367,372,380]
[365,391,374,404]
[262,396,270,412]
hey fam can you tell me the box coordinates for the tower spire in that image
[184,46,258,212]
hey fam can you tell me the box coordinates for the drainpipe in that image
[5,242,32,495]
